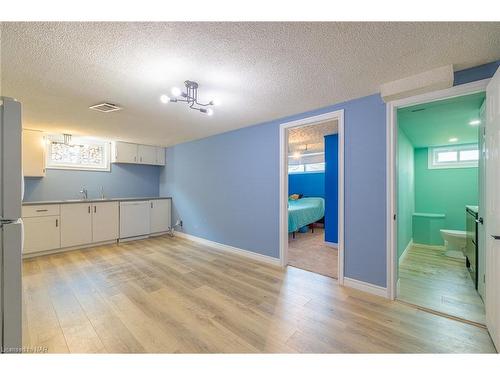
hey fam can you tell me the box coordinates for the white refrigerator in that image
[0,97,23,352]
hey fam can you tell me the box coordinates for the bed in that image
[288,197,325,233]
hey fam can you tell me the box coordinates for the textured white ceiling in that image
[288,120,338,153]
[1,22,499,146]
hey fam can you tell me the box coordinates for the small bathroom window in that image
[428,144,479,169]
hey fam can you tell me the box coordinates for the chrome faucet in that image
[80,187,88,200]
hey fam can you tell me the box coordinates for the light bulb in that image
[469,119,481,126]
[211,98,221,106]
[171,87,181,97]
[206,108,214,116]
[293,152,301,159]
[160,95,170,104]
[449,137,458,142]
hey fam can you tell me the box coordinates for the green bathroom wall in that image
[397,129,414,258]
[414,147,478,245]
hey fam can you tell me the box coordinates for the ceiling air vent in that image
[89,102,122,113]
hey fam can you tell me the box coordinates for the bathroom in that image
[396,91,485,324]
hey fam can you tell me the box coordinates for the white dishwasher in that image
[119,200,151,239]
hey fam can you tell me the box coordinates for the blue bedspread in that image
[288,197,325,233]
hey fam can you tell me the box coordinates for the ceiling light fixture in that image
[449,137,458,142]
[160,80,218,115]
[469,119,481,126]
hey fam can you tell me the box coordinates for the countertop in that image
[22,196,172,206]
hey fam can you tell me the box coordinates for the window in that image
[428,144,479,169]
[46,135,110,171]
[288,164,305,173]
[305,162,325,172]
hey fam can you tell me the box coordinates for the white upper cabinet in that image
[112,141,165,166]
[150,199,171,233]
[138,144,157,165]
[92,201,119,243]
[60,203,93,248]
[156,147,166,166]
[22,129,46,177]
[112,141,138,164]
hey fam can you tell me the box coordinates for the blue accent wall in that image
[288,172,325,198]
[454,61,500,86]
[160,93,388,286]
[324,134,338,244]
[24,163,161,202]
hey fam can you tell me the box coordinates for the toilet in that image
[440,229,466,259]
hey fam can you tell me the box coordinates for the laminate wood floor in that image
[398,244,486,325]
[22,235,496,353]
[288,228,338,278]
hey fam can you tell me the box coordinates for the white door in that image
[92,201,119,243]
[60,203,92,248]
[22,216,60,253]
[138,145,157,165]
[485,66,500,350]
[150,199,171,233]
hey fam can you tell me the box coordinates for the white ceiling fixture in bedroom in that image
[1,22,499,146]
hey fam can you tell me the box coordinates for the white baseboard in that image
[325,241,338,248]
[398,239,413,265]
[412,242,445,251]
[118,235,149,243]
[343,277,388,298]
[175,231,282,267]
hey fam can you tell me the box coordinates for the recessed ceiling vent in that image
[89,102,122,113]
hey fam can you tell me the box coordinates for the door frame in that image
[386,78,490,300]
[279,109,345,284]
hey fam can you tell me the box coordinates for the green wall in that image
[414,147,478,244]
[397,129,414,258]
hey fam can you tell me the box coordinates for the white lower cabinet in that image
[22,216,60,254]
[92,201,119,243]
[150,199,171,233]
[60,203,93,248]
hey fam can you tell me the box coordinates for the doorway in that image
[279,110,344,283]
[396,92,485,324]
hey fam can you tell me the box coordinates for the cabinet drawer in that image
[22,204,60,218]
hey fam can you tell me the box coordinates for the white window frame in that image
[428,143,479,169]
[46,135,111,172]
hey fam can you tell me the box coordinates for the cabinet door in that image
[156,147,166,166]
[138,145,157,165]
[22,216,60,254]
[113,142,138,163]
[22,129,46,177]
[92,201,119,243]
[60,203,92,248]
[150,199,171,233]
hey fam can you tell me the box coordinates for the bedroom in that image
[287,120,338,278]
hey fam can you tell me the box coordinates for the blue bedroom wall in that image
[160,93,388,286]
[159,61,499,288]
[24,163,161,202]
[324,134,338,244]
[288,172,325,198]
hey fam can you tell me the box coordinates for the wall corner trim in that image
[343,277,389,298]
[174,231,282,268]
